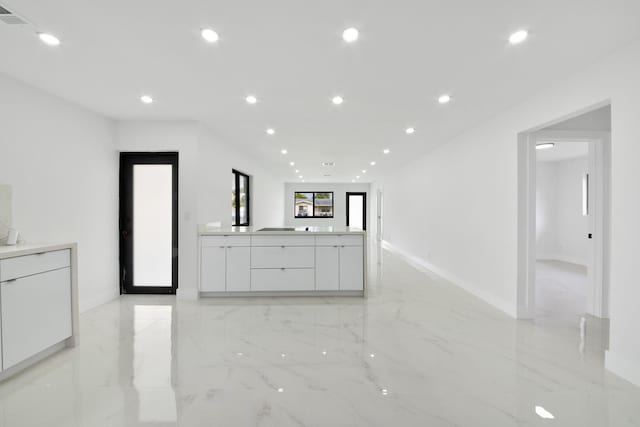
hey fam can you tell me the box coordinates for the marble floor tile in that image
[0,245,638,426]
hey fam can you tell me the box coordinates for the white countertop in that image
[0,242,76,259]
[198,225,366,235]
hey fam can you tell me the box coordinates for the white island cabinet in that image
[198,226,366,296]
[0,243,78,381]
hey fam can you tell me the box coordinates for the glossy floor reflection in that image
[0,245,639,426]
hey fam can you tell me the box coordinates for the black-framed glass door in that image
[120,152,178,294]
[346,192,367,230]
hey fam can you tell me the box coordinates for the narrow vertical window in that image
[232,169,251,226]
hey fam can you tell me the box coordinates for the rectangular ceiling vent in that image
[0,4,28,25]
[321,162,335,167]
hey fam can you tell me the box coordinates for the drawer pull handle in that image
[281,246,285,249]
[220,246,225,249]
[5,278,17,283]
[281,268,285,271]
[35,252,46,256]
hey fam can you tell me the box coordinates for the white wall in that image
[197,126,285,230]
[284,183,371,230]
[0,72,119,312]
[536,156,589,265]
[115,121,286,299]
[377,38,640,385]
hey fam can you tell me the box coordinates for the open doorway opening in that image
[518,104,611,325]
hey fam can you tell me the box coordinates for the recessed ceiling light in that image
[362,170,367,174]
[438,94,452,104]
[332,96,344,105]
[351,179,355,183]
[509,29,529,45]
[356,176,360,179]
[342,27,359,43]
[383,148,390,154]
[38,33,60,46]
[536,142,555,150]
[246,95,258,104]
[302,179,305,182]
[370,161,376,166]
[295,169,300,173]
[289,161,295,166]
[299,175,303,179]
[266,128,275,135]
[281,149,288,154]
[405,127,415,134]
[140,95,153,104]
[201,28,219,43]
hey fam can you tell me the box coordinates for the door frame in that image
[346,192,367,230]
[517,105,610,319]
[119,152,179,295]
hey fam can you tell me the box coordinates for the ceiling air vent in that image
[0,4,28,25]
[321,162,335,167]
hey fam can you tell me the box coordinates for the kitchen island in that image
[198,225,366,297]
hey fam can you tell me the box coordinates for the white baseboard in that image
[176,288,199,300]
[536,254,587,267]
[606,350,640,387]
[79,287,119,313]
[382,240,517,318]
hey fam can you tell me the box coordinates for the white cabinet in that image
[339,246,364,291]
[198,232,365,295]
[200,245,251,292]
[1,268,72,369]
[226,247,250,291]
[251,269,315,291]
[200,246,226,292]
[316,246,339,290]
[251,246,315,269]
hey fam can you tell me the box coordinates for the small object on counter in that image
[6,228,19,245]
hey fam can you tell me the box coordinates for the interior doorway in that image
[119,152,179,295]
[518,104,611,321]
[346,192,367,230]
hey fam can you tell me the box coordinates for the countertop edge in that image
[0,242,77,259]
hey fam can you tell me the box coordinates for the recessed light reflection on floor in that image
[369,353,375,358]
[277,388,284,393]
[535,405,555,419]
[381,388,389,396]
[281,353,286,358]
[321,350,327,356]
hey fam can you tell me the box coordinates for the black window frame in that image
[232,169,251,226]
[294,191,334,219]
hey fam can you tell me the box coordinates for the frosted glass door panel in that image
[133,165,173,287]
[348,195,364,230]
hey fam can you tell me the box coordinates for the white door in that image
[339,246,364,291]
[226,247,251,291]
[200,246,226,291]
[316,246,339,290]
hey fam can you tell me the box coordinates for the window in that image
[232,169,250,226]
[294,192,334,218]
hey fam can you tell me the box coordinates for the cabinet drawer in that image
[201,235,251,247]
[0,249,70,282]
[315,235,363,247]
[251,269,315,291]
[251,246,315,269]
[1,268,72,369]
[251,235,315,247]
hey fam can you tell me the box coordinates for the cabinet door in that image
[339,246,364,291]
[200,246,226,291]
[226,247,250,291]
[1,268,72,369]
[316,246,339,291]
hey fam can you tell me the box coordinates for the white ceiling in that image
[1,1,639,182]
